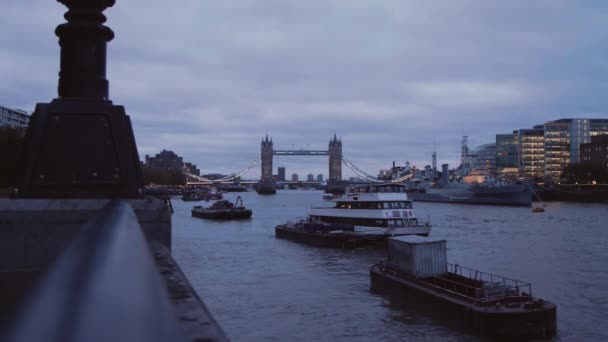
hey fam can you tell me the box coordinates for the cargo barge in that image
[275,222,367,249]
[370,237,556,339]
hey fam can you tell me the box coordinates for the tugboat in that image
[191,196,252,220]
[371,237,556,339]
[275,184,431,248]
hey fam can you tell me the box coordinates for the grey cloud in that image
[2,0,607,178]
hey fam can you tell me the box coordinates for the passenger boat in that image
[191,196,252,220]
[371,237,556,339]
[275,184,431,248]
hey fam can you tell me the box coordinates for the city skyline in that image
[2,1,607,178]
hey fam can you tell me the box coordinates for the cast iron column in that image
[19,0,143,198]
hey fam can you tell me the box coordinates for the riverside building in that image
[580,134,608,167]
[544,118,608,180]
[517,126,545,178]
[495,132,519,180]
[0,105,30,128]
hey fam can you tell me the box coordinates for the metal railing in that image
[418,263,532,303]
[5,200,185,342]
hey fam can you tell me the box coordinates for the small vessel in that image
[191,196,252,220]
[276,184,431,248]
[531,205,545,213]
[203,191,223,201]
[181,189,205,201]
[371,237,556,339]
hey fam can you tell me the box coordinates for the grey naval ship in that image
[407,182,532,206]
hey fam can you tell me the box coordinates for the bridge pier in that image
[257,134,276,194]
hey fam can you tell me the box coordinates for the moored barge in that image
[191,196,252,220]
[370,237,556,339]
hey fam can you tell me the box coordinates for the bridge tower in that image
[257,134,276,194]
[328,134,342,181]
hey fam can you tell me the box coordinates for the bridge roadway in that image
[273,150,329,156]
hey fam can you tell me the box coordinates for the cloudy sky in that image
[1,1,607,178]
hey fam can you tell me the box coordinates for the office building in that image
[277,167,286,181]
[0,105,30,128]
[291,173,298,182]
[495,132,519,180]
[544,118,608,180]
[307,174,314,182]
[581,134,608,167]
[518,126,545,178]
[317,174,323,182]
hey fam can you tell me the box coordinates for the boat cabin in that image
[349,184,406,193]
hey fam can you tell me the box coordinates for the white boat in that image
[309,183,431,237]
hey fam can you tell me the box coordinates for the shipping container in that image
[387,236,447,277]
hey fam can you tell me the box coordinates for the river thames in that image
[171,190,607,341]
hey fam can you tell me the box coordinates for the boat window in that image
[369,186,377,192]
[395,219,404,227]
[388,220,395,227]
[411,218,418,225]
[383,202,390,209]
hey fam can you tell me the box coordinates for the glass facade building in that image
[495,132,519,180]
[544,118,608,180]
[470,143,496,176]
[518,127,545,178]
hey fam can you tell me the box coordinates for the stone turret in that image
[328,134,342,181]
[257,134,276,194]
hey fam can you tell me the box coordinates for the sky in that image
[1,1,607,179]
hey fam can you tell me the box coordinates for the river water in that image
[171,190,607,341]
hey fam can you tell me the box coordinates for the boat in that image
[322,193,342,201]
[407,181,532,206]
[275,183,431,248]
[191,196,252,220]
[203,191,223,201]
[181,189,205,201]
[371,237,556,339]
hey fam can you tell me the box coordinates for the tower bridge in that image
[182,134,414,190]
[258,134,342,194]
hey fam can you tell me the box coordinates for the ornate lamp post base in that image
[19,0,143,198]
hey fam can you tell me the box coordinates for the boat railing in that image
[448,263,532,301]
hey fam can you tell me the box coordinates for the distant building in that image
[183,162,200,176]
[378,161,412,180]
[307,173,315,182]
[0,105,30,128]
[278,167,286,181]
[145,149,200,175]
[581,134,608,167]
[291,173,299,182]
[544,118,608,180]
[469,143,496,177]
[518,127,545,178]
[317,174,323,182]
[496,132,519,180]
